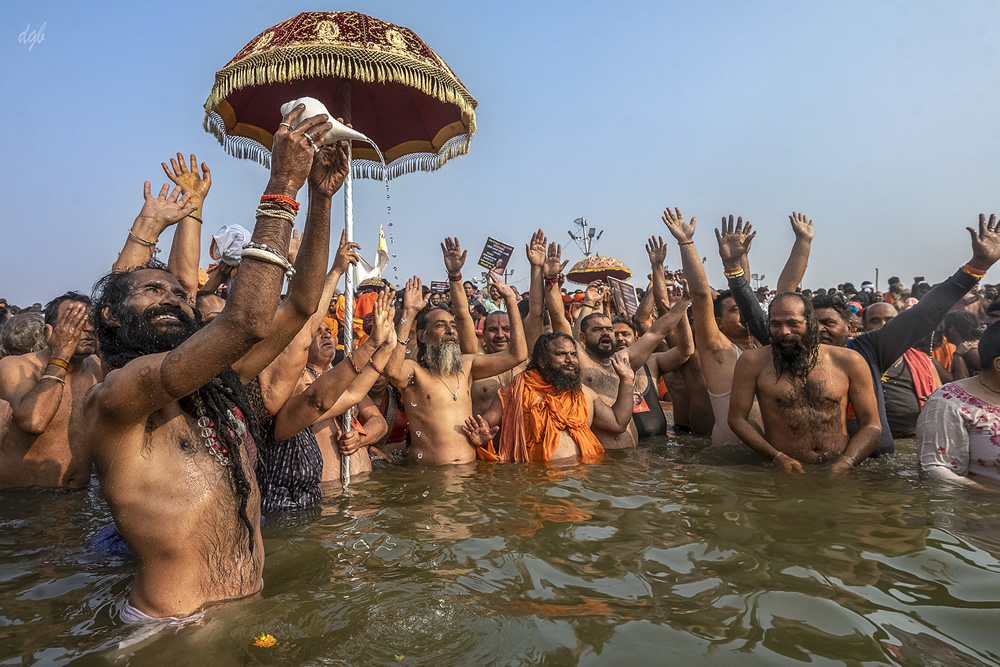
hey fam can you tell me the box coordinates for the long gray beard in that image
[424,340,464,375]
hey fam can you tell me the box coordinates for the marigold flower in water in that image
[253,632,276,648]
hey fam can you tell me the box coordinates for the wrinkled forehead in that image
[613,322,634,335]
[425,309,455,327]
[549,337,577,355]
[128,268,182,291]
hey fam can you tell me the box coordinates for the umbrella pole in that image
[341,143,354,488]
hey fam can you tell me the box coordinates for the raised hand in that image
[308,126,351,197]
[583,280,606,306]
[370,288,396,347]
[269,104,333,196]
[486,271,515,301]
[161,153,211,204]
[646,235,667,267]
[462,415,498,447]
[661,207,696,243]
[46,301,88,360]
[403,276,428,313]
[441,237,467,275]
[137,181,196,231]
[968,213,1000,271]
[789,211,814,241]
[715,215,756,269]
[610,350,635,384]
[525,229,547,267]
[288,229,302,265]
[542,242,568,279]
[331,229,361,274]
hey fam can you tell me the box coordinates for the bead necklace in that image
[438,372,461,401]
[192,394,242,467]
[978,375,1000,395]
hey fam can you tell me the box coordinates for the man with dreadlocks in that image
[82,104,344,622]
[727,293,881,473]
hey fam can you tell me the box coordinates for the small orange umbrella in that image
[565,255,632,285]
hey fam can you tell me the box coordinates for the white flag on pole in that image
[355,225,389,283]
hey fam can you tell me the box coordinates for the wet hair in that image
[979,322,1000,370]
[0,312,45,356]
[944,311,983,343]
[611,313,635,334]
[43,291,91,326]
[91,263,261,554]
[811,293,851,323]
[713,290,733,318]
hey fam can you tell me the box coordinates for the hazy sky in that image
[3,1,999,305]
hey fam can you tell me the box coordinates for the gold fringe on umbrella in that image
[202,36,477,180]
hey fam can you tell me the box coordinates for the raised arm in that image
[870,214,1000,369]
[523,229,548,352]
[232,132,351,384]
[589,351,637,433]
[573,281,606,338]
[91,105,332,423]
[662,207,728,352]
[254,235,359,414]
[385,277,426,387]
[470,273,528,380]
[113,181,195,271]
[776,212,813,293]
[442,237,481,353]
[716,216,769,345]
[273,289,395,440]
[162,153,212,301]
[542,242,571,335]
[631,298,693,371]
[3,303,87,435]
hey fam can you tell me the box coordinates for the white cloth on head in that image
[210,225,251,266]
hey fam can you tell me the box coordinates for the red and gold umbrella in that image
[566,255,633,286]
[202,11,477,179]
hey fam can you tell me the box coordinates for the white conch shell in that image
[279,96,369,144]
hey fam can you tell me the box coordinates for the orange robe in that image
[478,369,604,463]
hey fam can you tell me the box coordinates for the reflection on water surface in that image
[1,437,999,665]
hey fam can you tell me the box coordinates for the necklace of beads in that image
[193,394,234,467]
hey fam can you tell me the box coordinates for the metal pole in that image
[341,143,354,488]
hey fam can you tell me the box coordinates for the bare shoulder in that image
[823,345,868,369]
[0,352,42,395]
[84,352,168,418]
[738,346,770,368]
[582,384,599,404]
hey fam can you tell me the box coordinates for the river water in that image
[2,436,999,665]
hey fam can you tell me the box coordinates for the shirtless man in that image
[661,209,766,446]
[386,274,528,466]
[728,293,881,472]
[83,105,344,620]
[464,332,636,462]
[445,232,546,417]
[543,243,692,449]
[0,293,102,489]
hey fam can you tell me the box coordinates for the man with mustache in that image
[728,294,881,472]
[543,243,693,449]
[82,105,348,622]
[463,332,636,462]
[386,272,528,466]
[0,293,102,488]
[725,214,1000,456]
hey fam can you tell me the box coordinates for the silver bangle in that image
[240,243,295,280]
[40,374,65,386]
